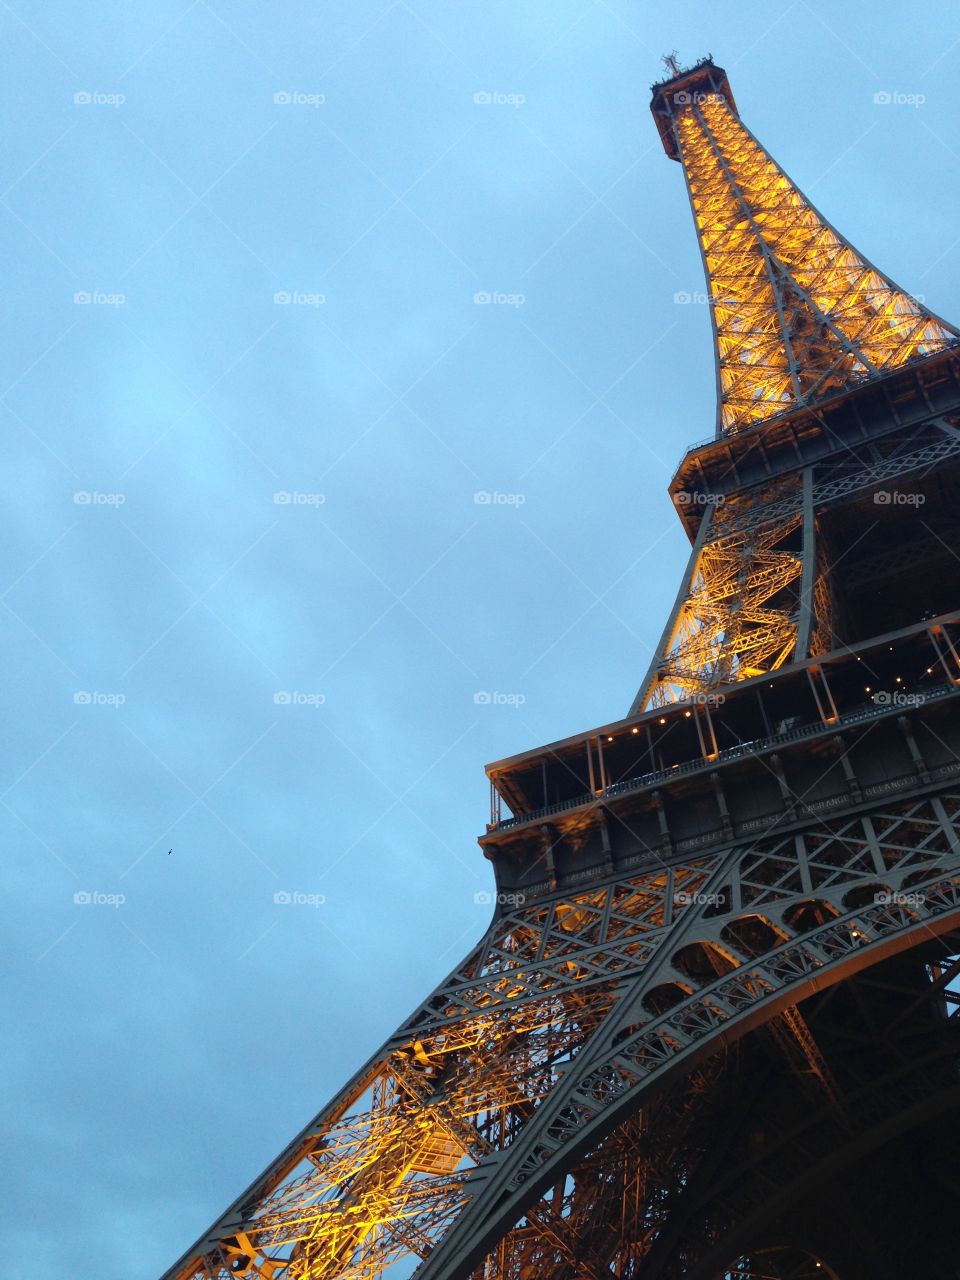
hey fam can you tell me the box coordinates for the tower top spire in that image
[661,50,683,77]
[651,62,959,436]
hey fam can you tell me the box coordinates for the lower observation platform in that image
[482,611,960,902]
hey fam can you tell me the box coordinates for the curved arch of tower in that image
[160,56,960,1280]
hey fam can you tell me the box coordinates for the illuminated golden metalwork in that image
[645,489,803,707]
[672,90,957,436]
[164,797,960,1279]
[636,62,960,709]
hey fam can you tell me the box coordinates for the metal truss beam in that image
[164,787,960,1280]
[665,88,959,437]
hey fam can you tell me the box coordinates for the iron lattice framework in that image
[637,58,960,710]
[661,71,958,438]
[643,485,805,707]
[160,58,960,1280]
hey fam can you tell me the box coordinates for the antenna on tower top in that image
[662,50,683,77]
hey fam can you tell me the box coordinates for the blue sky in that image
[2,2,959,1276]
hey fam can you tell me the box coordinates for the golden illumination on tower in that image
[635,58,960,710]
[177,905,625,1279]
[661,75,958,435]
[646,495,803,707]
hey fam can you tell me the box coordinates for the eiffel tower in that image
[161,57,960,1280]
